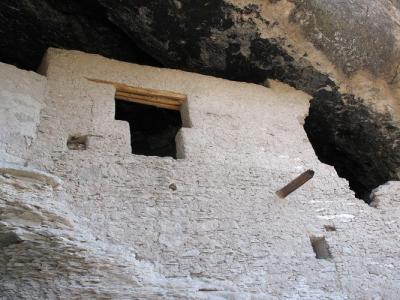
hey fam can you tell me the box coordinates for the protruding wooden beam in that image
[276,169,315,199]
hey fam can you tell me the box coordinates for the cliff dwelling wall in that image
[0,63,46,164]
[0,48,400,299]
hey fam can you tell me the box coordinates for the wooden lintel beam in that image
[115,91,181,106]
[86,78,187,103]
[115,94,180,111]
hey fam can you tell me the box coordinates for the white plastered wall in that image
[0,48,399,299]
[0,62,46,164]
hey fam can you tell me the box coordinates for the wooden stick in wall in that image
[86,78,187,103]
[275,170,315,199]
[115,91,181,106]
[115,94,180,110]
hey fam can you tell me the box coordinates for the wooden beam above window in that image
[86,78,186,110]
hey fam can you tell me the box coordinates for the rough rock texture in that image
[304,89,400,201]
[2,1,400,91]
[0,0,159,70]
[291,0,400,76]
[370,181,400,208]
[97,0,334,94]
[1,49,400,299]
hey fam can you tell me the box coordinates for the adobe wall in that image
[0,62,46,164]
[1,48,399,299]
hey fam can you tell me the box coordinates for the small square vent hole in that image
[310,236,332,259]
[67,135,87,150]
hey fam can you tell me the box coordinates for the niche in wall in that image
[310,236,332,259]
[67,135,87,150]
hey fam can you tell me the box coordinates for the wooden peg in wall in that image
[276,169,315,199]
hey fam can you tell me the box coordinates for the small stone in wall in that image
[169,183,177,191]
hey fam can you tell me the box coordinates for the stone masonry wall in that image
[1,48,400,299]
[0,63,46,164]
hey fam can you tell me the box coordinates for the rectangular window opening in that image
[115,100,182,158]
[107,81,187,159]
[86,78,189,159]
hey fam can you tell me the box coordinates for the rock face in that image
[2,0,400,89]
[0,0,159,70]
[97,0,334,94]
[2,48,400,299]
[291,0,400,76]
[96,0,400,86]
[304,89,400,201]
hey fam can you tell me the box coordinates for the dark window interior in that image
[115,100,182,158]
